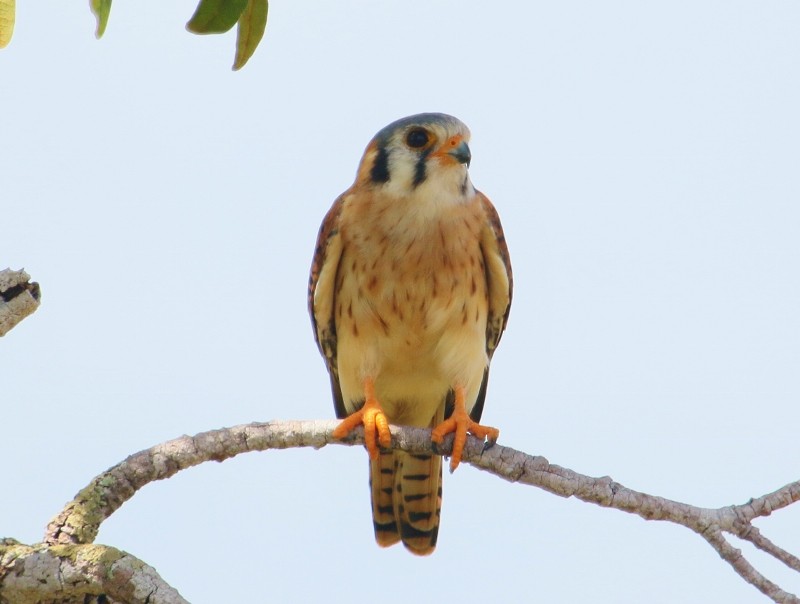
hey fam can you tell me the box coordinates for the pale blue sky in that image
[3,2,800,602]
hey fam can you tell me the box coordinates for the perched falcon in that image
[309,113,512,555]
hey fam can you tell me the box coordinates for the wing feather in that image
[478,191,513,357]
[470,192,513,422]
[308,196,347,418]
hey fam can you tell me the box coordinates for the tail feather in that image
[368,407,444,555]
[370,451,401,547]
[396,451,441,555]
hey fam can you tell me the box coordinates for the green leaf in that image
[90,0,112,39]
[187,0,249,35]
[233,0,268,70]
[0,0,15,49]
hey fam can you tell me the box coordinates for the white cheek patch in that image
[416,161,474,198]
[382,151,474,205]
[383,149,417,198]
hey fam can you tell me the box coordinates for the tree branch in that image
[33,419,800,603]
[0,539,188,604]
[736,525,800,574]
[0,268,41,337]
[2,420,797,602]
[702,529,797,604]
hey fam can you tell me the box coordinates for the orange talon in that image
[431,385,499,472]
[332,377,391,459]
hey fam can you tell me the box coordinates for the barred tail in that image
[370,451,401,547]
[368,408,444,555]
[395,450,441,555]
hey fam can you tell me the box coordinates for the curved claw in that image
[481,438,497,454]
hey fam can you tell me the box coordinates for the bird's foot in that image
[431,385,499,473]
[332,378,391,459]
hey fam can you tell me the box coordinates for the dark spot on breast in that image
[352,322,359,337]
[368,275,378,291]
[391,293,404,320]
[471,277,477,294]
[347,302,353,318]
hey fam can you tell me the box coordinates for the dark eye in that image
[406,128,430,149]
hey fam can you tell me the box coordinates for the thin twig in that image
[702,529,799,604]
[733,524,800,574]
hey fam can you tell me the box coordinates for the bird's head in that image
[355,113,475,200]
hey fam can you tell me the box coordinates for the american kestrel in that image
[309,113,512,555]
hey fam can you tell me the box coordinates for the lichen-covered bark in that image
[0,268,40,337]
[0,541,187,604]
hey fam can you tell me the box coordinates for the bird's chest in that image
[335,208,488,355]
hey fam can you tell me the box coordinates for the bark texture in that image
[0,268,40,337]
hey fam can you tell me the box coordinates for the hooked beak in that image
[448,140,472,168]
